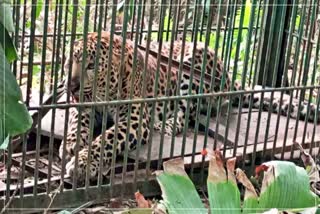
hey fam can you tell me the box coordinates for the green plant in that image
[154,150,319,214]
[0,1,32,147]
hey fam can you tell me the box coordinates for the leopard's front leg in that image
[65,103,150,180]
[154,99,195,136]
[59,107,92,162]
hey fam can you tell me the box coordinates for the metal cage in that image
[1,0,320,212]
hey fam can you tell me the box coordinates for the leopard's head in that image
[64,32,114,102]
[64,35,99,101]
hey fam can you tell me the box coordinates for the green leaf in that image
[0,135,9,150]
[35,0,43,19]
[128,0,134,21]
[0,0,14,32]
[156,159,207,214]
[207,155,241,214]
[257,161,319,211]
[0,22,18,62]
[0,44,32,143]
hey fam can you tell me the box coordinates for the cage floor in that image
[37,93,320,163]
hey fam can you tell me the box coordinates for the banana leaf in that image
[155,158,207,214]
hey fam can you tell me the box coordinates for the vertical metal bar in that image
[130,0,145,191]
[296,3,311,93]
[308,26,320,155]
[93,0,99,31]
[103,0,109,30]
[97,0,117,189]
[225,0,237,72]
[223,0,246,158]
[142,0,165,170]
[122,0,143,194]
[248,1,262,86]
[13,0,21,77]
[190,0,199,42]
[60,0,71,81]
[28,0,41,197]
[233,0,257,158]
[279,0,308,160]
[5,139,12,202]
[314,82,320,156]
[48,0,64,193]
[241,0,266,169]
[139,0,147,44]
[291,0,317,157]
[165,0,173,41]
[200,0,224,182]
[262,1,287,158]
[72,0,89,190]
[155,0,168,169]
[85,0,104,189]
[169,0,190,158]
[220,0,230,60]
[19,134,27,207]
[250,1,277,170]
[158,0,178,169]
[26,0,37,106]
[213,0,236,149]
[19,0,27,86]
[38,0,50,191]
[190,0,215,177]
[144,0,157,179]
[60,0,79,192]
[110,0,131,196]
[271,0,298,159]
[199,0,208,41]
[130,0,138,40]
[180,0,202,158]
[49,0,59,93]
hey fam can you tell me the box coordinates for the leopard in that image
[59,31,319,182]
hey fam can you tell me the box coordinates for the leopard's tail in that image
[232,81,320,123]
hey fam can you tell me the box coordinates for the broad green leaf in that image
[0,45,32,144]
[207,181,241,214]
[257,161,319,211]
[0,0,14,32]
[207,154,241,214]
[156,158,207,214]
[0,22,18,62]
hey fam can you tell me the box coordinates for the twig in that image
[0,183,20,214]
[43,182,63,214]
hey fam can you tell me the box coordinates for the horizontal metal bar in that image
[28,85,320,110]
[285,29,317,44]
[18,26,259,38]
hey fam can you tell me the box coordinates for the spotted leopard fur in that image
[60,31,319,181]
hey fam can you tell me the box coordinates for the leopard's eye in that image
[87,63,95,70]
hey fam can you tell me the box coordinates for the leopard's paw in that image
[66,151,99,181]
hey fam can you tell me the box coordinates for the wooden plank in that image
[38,102,320,163]
[183,135,320,169]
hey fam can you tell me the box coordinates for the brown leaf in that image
[236,168,258,199]
[135,191,151,208]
